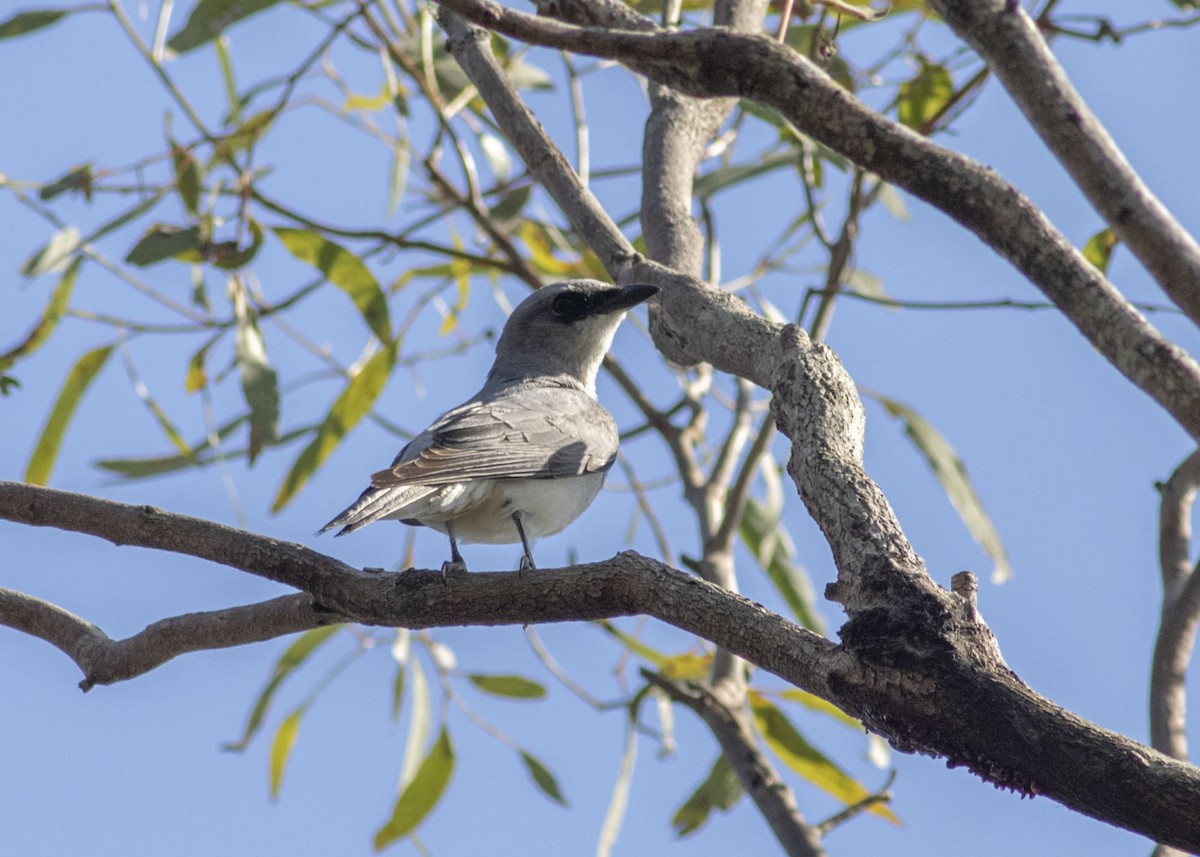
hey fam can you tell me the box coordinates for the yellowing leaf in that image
[373,729,455,849]
[24,344,114,485]
[750,693,900,825]
[274,227,391,341]
[0,256,80,373]
[897,59,954,132]
[269,709,303,800]
[1083,227,1119,274]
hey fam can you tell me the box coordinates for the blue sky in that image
[2,1,1199,854]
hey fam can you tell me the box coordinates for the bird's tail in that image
[316,484,435,537]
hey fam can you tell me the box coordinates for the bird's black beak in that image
[589,283,659,316]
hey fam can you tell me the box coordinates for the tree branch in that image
[643,670,826,857]
[432,0,1200,447]
[927,0,1200,328]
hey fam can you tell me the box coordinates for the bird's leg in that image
[441,523,468,580]
[512,511,536,574]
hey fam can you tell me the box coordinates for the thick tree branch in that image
[643,670,826,857]
[5,483,1200,849]
[928,0,1200,328]
[1151,449,1200,761]
[433,0,1200,446]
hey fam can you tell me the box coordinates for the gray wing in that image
[317,385,617,537]
[372,385,618,486]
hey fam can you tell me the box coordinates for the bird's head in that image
[489,280,659,395]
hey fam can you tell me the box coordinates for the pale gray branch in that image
[643,669,827,857]
[1151,449,1200,761]
[928,0,1200,329]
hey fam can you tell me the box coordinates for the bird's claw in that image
[441,559,469,582]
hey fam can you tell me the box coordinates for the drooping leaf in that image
[225,625,341,752]
[519,750,569,807]
[93,421,312,481]
[694,151,798,200]
[39,163,94,202]
[222,109,275,152]
[479,133,512,180]
[778,689,861,729]
[170,141,204,215]
[596,715,638,857]
[489,185,532,225]
[167,0,285,54]
[274,228,391,341]
[185,338,215,394]
[1082,227,1118,274]
[897,58,954,132]
[271,343,396,512]
[0,256,80,372]
[467,674,546,699]
[125,225,202,267]
[597,621,711,679]
[739,497,825,632]
[869,392,1012,582]
[399,657,431,789]
[269,708,303,800]
[24,345,114,486]
[671,754,742,837]
[0,9,69,40]
[20,226,81,277]
[749,693,900,825]
[232,286,279,465]
[373,729,455,850]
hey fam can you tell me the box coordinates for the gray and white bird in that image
[318,279,658,573]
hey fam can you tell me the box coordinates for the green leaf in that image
[125,225,202,267]
[0,256,80,373]
[269,708,303,800]
[739,497,824,632]
[596,621,710,679]
[40,163,94,202]
[225,625,341,752]
[373,729,455,849]
[271,343,395,512]
[390,663,406,722]
[167,0,285,54]
[170,141,204,215]
[20,226,81,277]
[519,750,568,807]
[869,392,1012,583]
[897,58,954,132]
[467,674,546,699]
[24,345,113,485]
[0,9,69,39]
[1082,227,1118,274]
[694,151,798,200]
[274,228,391,341]
[490,185,532,224]
[232,284,280,465]
[185,339,215,394]
[749,693,900,825]
[671,755,742,837]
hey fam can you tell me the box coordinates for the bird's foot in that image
[441,559,469,582]
[518,555,536,576]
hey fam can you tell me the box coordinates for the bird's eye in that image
[550,291,589,321]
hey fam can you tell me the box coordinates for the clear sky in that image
[2,1,1199,855]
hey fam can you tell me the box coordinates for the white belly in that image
[402,473,607,544]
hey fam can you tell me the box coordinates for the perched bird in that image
[318,279,659,574]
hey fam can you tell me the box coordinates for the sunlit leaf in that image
[0,9,69,39]
[24,344,113,486]
[869,392,1012,583]
[480,133,512,180]
[274,228,391,341]
[519,750,568,807]
[596,715,637,857]
[778,689,861,729]
[225,625,341,752]
[39,163,94,202]
[878,183,910,221]
[400,657,431,789]
[1,256,80,373]
[671,754,742,837]
[1082,227,1118,274]
[20,226,81,277]
[898,59,954,132]
[750,693,900,825]
[271,343,395,512]
[467,673,546,699]
[269,708,303,800]
[232,286,279,465]
[185,339,215,394]
[373,729,455,850]
[438,242,471,335]
[168,0,285,54]
[596,621,711,679]
[125,225,202,267]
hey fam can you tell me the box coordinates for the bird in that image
[318,279,659,575]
